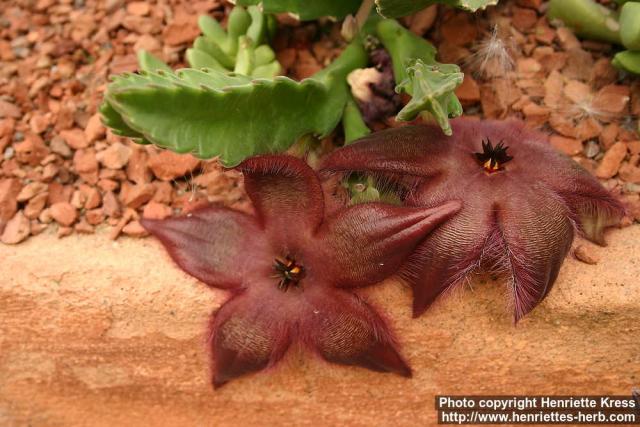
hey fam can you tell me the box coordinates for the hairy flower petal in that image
[238,155,325,241]
[209,290,292,388]
[321,125,448,178]
[302,288,411,377]
[548,163,625,245]
[403,205,493,317]
[145,153,439,386]
[141,206,268,289]
[497,192,574,321]
[320,118,623,321]
[310,201,461,288]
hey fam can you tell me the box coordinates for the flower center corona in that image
[273,256,305,291]
[474,138,513,174]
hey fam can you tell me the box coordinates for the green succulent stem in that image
[612,50,640,74]
[343,96,371,144]
[104,5,464,165]
[620,1,640,49]
[188,6,281,78]
[375,19,436,82]
[547,0,621,45]
[313,39,368,85]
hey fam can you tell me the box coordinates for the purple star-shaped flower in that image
[321,118,625,321]
[143,155,461,386]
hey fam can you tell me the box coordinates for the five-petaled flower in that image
[321,118,625,322]
[142,155,461,387]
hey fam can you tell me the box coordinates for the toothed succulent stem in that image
[547,0,621,45]
[375,19,436,83]
[375,19,463,135]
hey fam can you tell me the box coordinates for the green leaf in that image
[254,45,276,65]
[252,61,282,78]
[198,15,228,45]
[375,19,463,136]
[225,6,252,56]
[620,1,640,49]
[102,41,367,167]
[236,0,361,20]
[192,35,235,68]
[137,50,172,73]
[375,0,498,18]
[247,5,268,45]
[395,59,464,136]
[612,50,640,74]
[185,48,226,70]
[233,36,256,75]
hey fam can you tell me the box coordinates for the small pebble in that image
[583,140,600,158]
[574,244,599,265]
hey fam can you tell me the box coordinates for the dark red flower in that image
[142,155,461,386]
[321,118,625,322]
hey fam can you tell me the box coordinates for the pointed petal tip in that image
[139,217,158,231]
[397,361,413,378]
[211,374,228,389]
[512,307,529,325]
[426,199,463,217]
[414,200,463,226]
[411,293,436,319]
[411,305,426,319]
[511,285,544,324]
[363,340,413,378]
[139,216,169,240]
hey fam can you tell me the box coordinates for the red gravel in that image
[0,0,638,245]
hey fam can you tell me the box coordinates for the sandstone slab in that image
[0,227,638,425]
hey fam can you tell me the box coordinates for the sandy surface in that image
[0,227,639,426]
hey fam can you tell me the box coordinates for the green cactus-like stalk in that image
[395,60,464,136]
[375,19,463,136]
